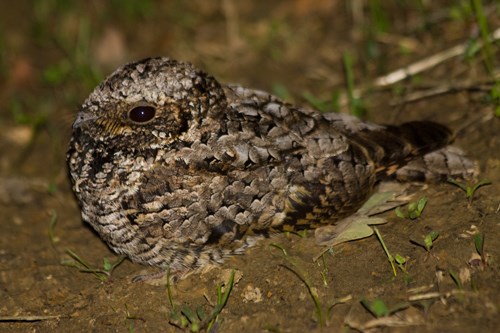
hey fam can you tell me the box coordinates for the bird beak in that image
[73,111,98,129]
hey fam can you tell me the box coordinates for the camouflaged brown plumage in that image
[67,57,477,277]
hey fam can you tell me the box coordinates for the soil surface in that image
[1,1,499,332]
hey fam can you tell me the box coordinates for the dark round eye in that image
[128,105,156,123]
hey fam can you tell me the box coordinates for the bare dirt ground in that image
[1,1,499,332]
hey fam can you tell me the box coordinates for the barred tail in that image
[394,146,478,182]
[353,121,476,182]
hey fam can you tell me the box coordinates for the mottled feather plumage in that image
[67,57,477,276]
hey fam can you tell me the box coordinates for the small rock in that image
[241,284,263,303]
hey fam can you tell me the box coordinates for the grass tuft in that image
[373,227,397,277]
[168,270,235,332]
[62,249,126,282]
[448,178,492,203]
[395,197,427,220]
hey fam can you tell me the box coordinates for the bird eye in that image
[128,105,156,123]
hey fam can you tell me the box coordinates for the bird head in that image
[71,57,226,151]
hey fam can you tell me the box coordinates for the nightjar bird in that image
[67,57,477,278]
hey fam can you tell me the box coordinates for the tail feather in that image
[351,121,475,182]
[394,146,478,182]
[384,121,453,158]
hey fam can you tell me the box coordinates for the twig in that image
[389,75,499,105]
[408,289,476,302]
[338,26,500,111]
[0,315,61,322]
[344,313,423,331]
[372,27,500,87]
[407,292,442,302]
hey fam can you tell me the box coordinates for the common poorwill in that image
[67,57,476,277]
